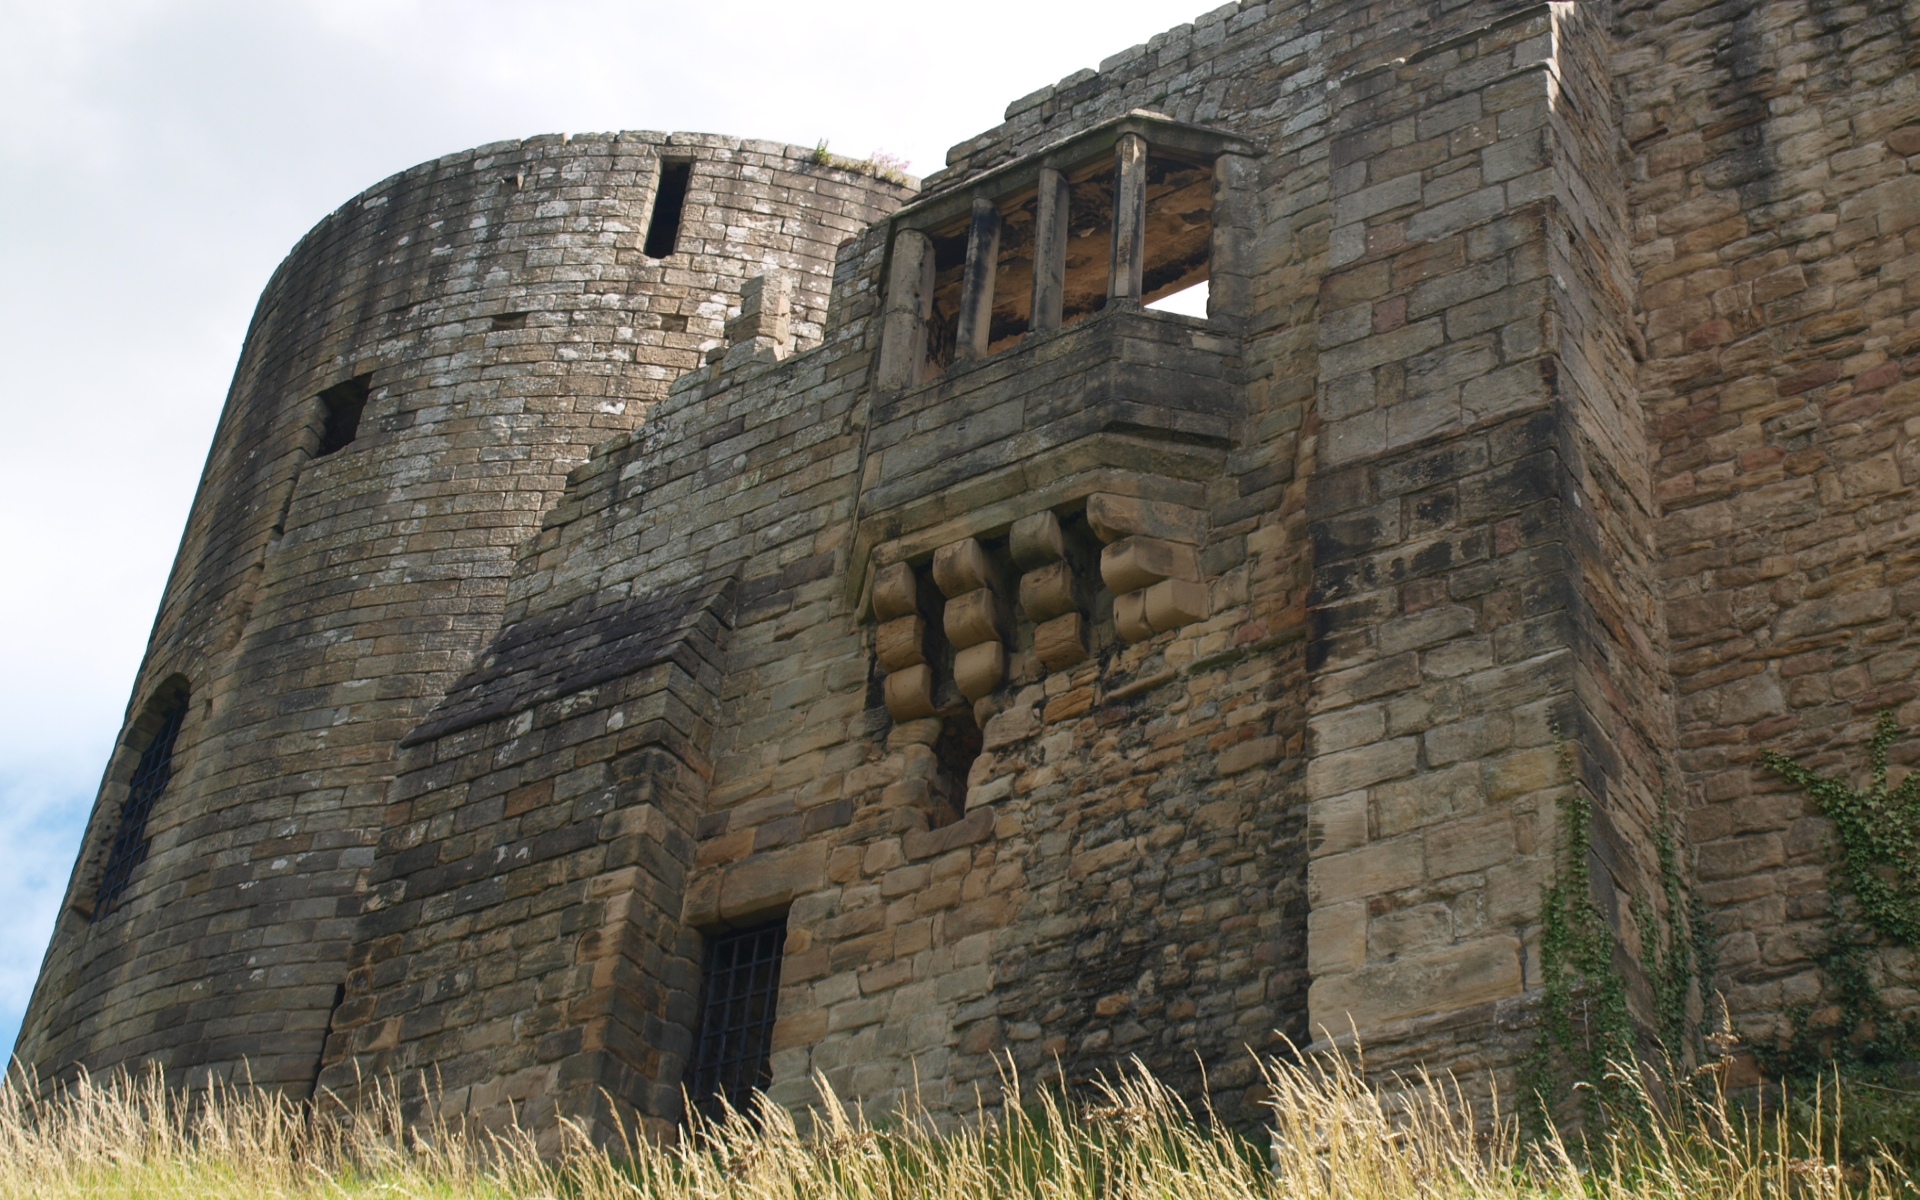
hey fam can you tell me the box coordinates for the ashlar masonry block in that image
[1303,3,1670,1070]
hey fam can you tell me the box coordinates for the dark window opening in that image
[93,684,189,918]
[490,311,527,331]
[659,313,689,333]
[1140,155,1213,312]
[687,920,787,1120]
[924,226,970,375]
[315,375,371,457]
[902,147,1222,382]
[644,160,694,258]
[984,188,1038,356]
[1060,160,1116,327]
[932,712,982,823]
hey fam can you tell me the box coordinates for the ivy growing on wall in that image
[1633,794,1713,1064]
[1525,750,1709,1140]
[1756,712,1920,1079]
[1524,713,1920,1143]
[1523,756,1637,1136]
[1749,922,1917,1079]
[1761,711,1920,948]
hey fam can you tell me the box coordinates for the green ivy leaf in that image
[1762,711,1920,947]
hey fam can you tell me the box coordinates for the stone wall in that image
[18,133,910,1093]
[24,0,1920,1140]
[1620,0,1920,1046]
[315,229,898,1138]
[318,0,1647,1138]
[1296,5,1680,1108]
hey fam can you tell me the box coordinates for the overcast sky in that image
[0,0,1213,1060]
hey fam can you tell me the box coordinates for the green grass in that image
[0,1051,1910,1200]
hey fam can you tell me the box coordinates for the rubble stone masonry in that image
[18,0,1920,1144]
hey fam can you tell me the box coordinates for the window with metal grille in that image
[686,920,787,1118]
[92,694,187,918]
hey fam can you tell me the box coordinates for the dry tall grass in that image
[0,1052,1908,1200]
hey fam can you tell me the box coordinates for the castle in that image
[17,0,1920,1143]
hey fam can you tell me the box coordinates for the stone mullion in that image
[955,198,1003,361]
[1029,168,1070,335]
[876,229,934,391]
[1109,133,1148,306]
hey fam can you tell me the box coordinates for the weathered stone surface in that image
[1019,561,1078,622]
[1086,493,1207,546]
[722,844,831,923]
[1112,590,1154,644]
[1100,537,1201,594]
[1009,511,1065,568]
[875,615,928,672]
[953,641,1005,701]
[1309,937,1523,1028]
[1033,613,1089,669]
[1143,578,1208,632]
[871,563,921,622]
[933,539,996,598]
[884,665,937,721]
[942,588,1001,649]
[31,0,1918,1147]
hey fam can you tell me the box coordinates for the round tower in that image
[16,131,912,1091]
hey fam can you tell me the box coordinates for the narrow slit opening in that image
[91,678,190,919]
[644,160,693,258]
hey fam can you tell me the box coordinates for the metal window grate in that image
[687,920,787,1119]
[93,700,186,918]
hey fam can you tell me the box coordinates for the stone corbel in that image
[1011,511,1090,671]
[933,538,1011,726]
[1086,493,1210,643]
[872,562,939,721]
